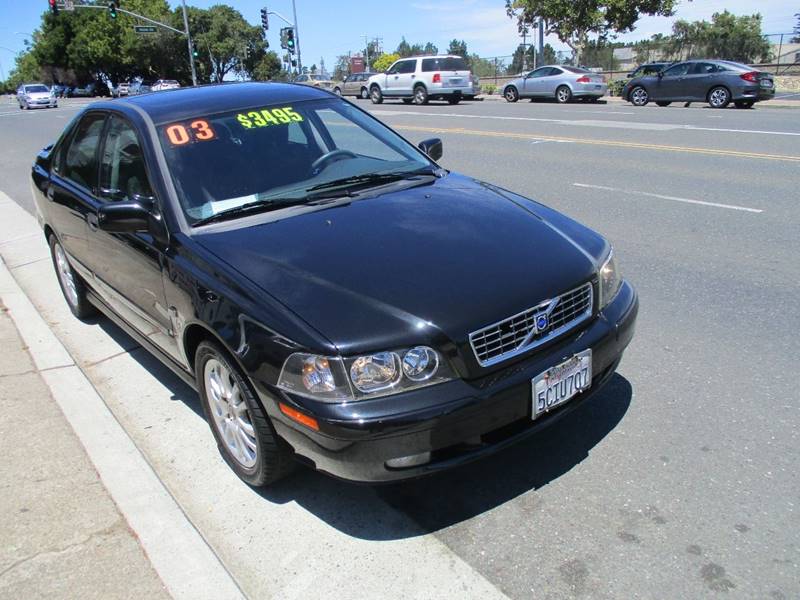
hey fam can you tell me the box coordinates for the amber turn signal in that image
[279,403,319,431]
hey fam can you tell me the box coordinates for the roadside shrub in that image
[608,79,627,96]
[482,83,497,95]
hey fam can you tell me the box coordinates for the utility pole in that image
[181,0,197,86]
[290,0,302,73]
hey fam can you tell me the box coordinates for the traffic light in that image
[192,43,198,58]
[260,8,268,31]
[108,2,117,19]
[48,0,58,15]
[279,27,288,49]
[286,28,295,54]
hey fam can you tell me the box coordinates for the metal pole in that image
[775,33,783,75]
[181,0,198,86]
[291,0,302,73]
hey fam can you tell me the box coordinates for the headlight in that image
[598,249,622,309]
[277,346,454,402]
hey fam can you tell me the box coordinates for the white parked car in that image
[151,79,181,92]
[368,55,473,105]
[17,83,57,109]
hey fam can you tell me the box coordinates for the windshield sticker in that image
[236,107,303,129]
[165,120,216,146]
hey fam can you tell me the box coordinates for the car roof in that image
[109,82,331,125]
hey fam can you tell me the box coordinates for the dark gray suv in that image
[622,60,775,109]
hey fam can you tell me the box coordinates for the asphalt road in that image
[1,93,798,599]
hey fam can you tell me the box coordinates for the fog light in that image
[386,451,431,469]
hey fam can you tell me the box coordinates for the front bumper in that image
[267,281,638,483]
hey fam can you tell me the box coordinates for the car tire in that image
[370,85,383,104]
[556,85,572,104]
[630,86,649,106]
[734,100,755,109]
[333,87,342,96]
[708,86,731,109]
[447,96,460,105]
[360,87,368,99]
[656,101,671,107]
[504,86,519,103]
[195,341,295,487]
[413,85,428,105]
[49,234,96,320]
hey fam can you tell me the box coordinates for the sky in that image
[0,0,796,78]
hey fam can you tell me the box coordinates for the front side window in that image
[528,67,551,78]
[395,60,417,74]
[158,98,433,225]
[62,113,106,190]
[99,116,154,202]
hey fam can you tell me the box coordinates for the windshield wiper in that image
[193,197,330,227]
[306,168,439,194]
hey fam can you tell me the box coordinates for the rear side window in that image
[421,57,468,72]
[62,113,106,190]
[663,63,692,77]
[561,66,590,74]
[693,62,720,74]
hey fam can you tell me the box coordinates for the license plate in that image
[532,350,592,418]
[447,78,463,87]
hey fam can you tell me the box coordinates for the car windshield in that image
[309,75,326,81]
[25,85,50,94]
[158,98,434,225]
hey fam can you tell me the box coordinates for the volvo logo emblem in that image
[535,313,549,332]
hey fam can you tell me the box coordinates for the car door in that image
[653,62,692,100]
[539,67,566,96]
[89,113,178,359]
[343,74,357,95]
[386,59,416,95]
[684,62,719,100]
[522,67,551,97]
[46,111,108,280]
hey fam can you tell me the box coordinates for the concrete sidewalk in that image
[477,93,800,108]
[0,300,170,600]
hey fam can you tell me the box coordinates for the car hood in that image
[26,92,52,99]
[193,174,606,357]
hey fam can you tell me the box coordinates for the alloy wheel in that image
[631,87,648,106]
[504,87,518,102]
[360,87,368,99]
[204,358,258,469]
[709,87,730,108]
[556,86,571,103]
[54,243,79,308]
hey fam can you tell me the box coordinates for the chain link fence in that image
[474,33,799,94]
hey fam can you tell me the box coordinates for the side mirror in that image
[418,138,443,161]
[626,72,634,78]
[657,71,664,79]
[96,199,153,233]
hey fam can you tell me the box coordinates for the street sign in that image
[134,25,158,34]
[56,0,75,11]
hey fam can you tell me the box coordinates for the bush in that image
[608,79,627,96]
[481,83,497,95]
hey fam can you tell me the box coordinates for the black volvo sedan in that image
[31,82,637,485]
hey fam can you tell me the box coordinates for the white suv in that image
[368,55,473,105]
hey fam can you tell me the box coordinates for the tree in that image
[362,40,383,70]
[192,5,264,83]
[506,0,679,65]
[793,13,800,43]
[373,53,400,72]
[447,39,468,57]
[250,51,282,81]
[423,42,438,55]
[665,11,771,63]
[580,39,623,69]
[333,54,350,81]
[396,37,412,57]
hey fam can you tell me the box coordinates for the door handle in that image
[86,212,99,231]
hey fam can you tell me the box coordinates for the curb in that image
[0,193,246,600]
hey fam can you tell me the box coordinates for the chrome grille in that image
[469,283,594,367]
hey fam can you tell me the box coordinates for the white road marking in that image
[572,182,764,214]
[370,109,800,136]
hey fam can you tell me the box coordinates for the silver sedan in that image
[503,65,607,103]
